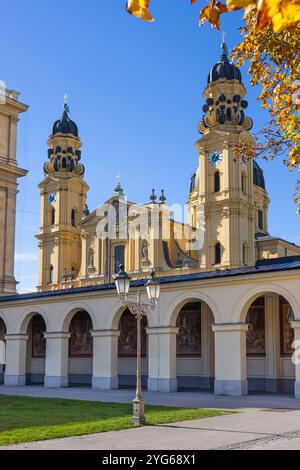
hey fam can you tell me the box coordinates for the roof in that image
[253,160,266,190]
[0,256,299,303]
[256,233,300,249]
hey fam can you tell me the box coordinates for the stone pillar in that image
[291,320,300,398]
[200,304,213,388]
[147,326,178,392]
[91,330,120,390]
[4,334,28,385]
[212,323,248,396]
[44,332,70,387]
[265,294,281,392]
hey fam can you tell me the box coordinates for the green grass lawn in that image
[0,395,231,446]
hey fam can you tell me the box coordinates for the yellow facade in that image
[0,86,28,295]
[36,45,300,292]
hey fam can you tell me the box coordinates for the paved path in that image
[1,386,300,450]
[1,385,300,410]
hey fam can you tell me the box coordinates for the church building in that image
[0,44,300,397]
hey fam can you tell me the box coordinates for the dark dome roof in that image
[208,43,242,85]
[253,160,266,190]
[52,104,78,137]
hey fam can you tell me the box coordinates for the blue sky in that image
[1,1,298,292]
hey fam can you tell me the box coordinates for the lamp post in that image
[114,264,160,425]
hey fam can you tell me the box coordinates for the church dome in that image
[52,103,78,137]
[208,43,242,85]
[253,160,265,190]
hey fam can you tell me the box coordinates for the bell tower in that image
[0,86,28,294]
[37,101,89,290]
[190,43,257,270]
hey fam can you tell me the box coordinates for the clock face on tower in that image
[47,193,56,205]
[209,150,222,166]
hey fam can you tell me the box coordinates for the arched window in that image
[214,171,220,193]
[71,208,77,227]
[49,265,54,284]
[241,172,247,195]
[50,207,55,225]
[243,242,248,265]
[215,242,221,265]
[258,210,263,230]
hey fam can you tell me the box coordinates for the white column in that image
[44,332,70,387]
[200,304,213,388]
[265,294,281,392]
[212,323,248,396]
[4,334,28,386]
[91,330,120,390]
[147,326,178,392]
[291,320,300,398]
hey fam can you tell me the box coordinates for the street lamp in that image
[115,265,160,425]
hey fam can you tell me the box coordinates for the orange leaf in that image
[226,0,255,10]
[126,0,155,22]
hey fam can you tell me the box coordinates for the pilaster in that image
[4,334,28,385]
[91,330,120,390]
[147,326,178,392]
[44,332,71,387]
[212,323,248,395]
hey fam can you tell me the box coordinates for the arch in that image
[234,283,300,324]
[58,302,96,332]
[165,291,220,326]
[108,301,128,330]
[0,311,8,332]
[17,306,49,335]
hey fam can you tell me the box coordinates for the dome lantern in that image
[52,99,79,137]
[207,42,242,85]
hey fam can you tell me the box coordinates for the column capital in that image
[4,334,29,341]
[91,329,120,338]
[212,323,249,333]
[291,320,300,330]
[44,332,71,340]
[146,326,179,335]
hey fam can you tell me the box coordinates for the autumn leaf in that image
[271,0,300,32]
[227,0,255,10]
[199,1,229,30]
[126,0,155,22]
